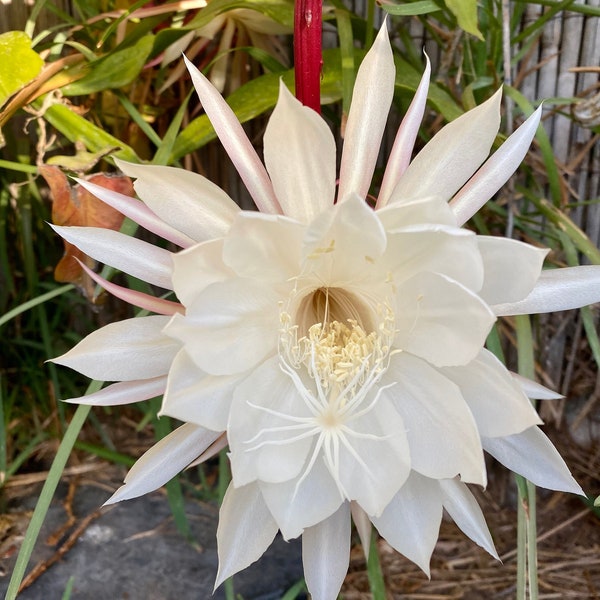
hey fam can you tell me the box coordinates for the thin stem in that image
[366,530,387,600]
[293,0,322,112]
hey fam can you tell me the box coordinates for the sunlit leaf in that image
[0,31,44,107]
[62,35,154,96]
[445,0,484,40]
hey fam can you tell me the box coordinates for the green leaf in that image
[40,102,139,162]
[0,31,44,107]
[62,35,154,96]
[445,0,484,40]
[379,0,441,16]
[185,0,294,29]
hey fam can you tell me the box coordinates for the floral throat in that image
[52,25,600,600]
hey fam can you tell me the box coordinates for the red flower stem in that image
[294,0,322,113]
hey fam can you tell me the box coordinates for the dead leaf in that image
[40,165,132,301]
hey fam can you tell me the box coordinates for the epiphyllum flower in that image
[52,25,600,600]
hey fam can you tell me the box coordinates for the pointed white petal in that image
[350,502,372,559]
[477,236,548,304]
[115,160,240,242]
[228,356,313,487]
[164,279,279,376]
[482,426,584,495]
[50,224,173,290]
[52,315,179,381]
[383,354,486,485]
[439,478,498,559]
[260,457,343,539]
[440,349,542,438]
[105,423,220,504]
[492,266,600,315]
[338,25,395,202]
[450,105,542,225]
[511,373,563,400]
[63,376,166,405]
[394,272,495,367]
[336,395,410,517]
[385,226,484,292]
[215,482,279,588]
[161,349,240,432]
[372,471,442,576]
[377,55,431,208]
[302,503,351,600]
[184,55,281,214]
[302,194,387,285]
[377,195,457,228]
[171,239,234,307]
[390,88,502,204]
[74,177,195,248]
[223,211,304,281]
[77,259,183,316]
[263,81,336,222]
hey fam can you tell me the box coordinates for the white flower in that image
[51,25,600,600]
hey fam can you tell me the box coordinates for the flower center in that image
[280,287,395,395]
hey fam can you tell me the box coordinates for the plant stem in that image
[367,531,387,600]
[293,0,322,112]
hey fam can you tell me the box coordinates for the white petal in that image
[377,55,431,208]
[385,225,484,292]
[74,177,196,248]
[228,356,313,486]
[160,349,239,431]
[338,25,395,202]
[64,376,166,405]
[383,353,486,485]
[53,315,179,381]
[171,239,234,307]
[50,224,173,290]
[390,89,502,204]
[477,236,548,304]
[164,279,279,376]
[222,211,304,281]
[450,105,543,226]
[371,471,442,576]
[350,502,372,559]
[482,426,584,495]
[263,81,336,222]
[115,160,240,242]
[439,478,498,558]
[184,55,281,214]
[336,395,410,517]
[377,195,457,228]
[439,349,542,438]
[260,456,343,539]
[394,272,496,367]
[302,194,387,285]
[77,259,183,316]
[215,482,279,588]
[492,266,600,315]
[105,423,220,504]
[511,373,563,400]
[302,503,351,600]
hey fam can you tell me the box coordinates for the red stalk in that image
[294,0,322,113]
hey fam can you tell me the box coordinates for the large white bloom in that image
[52,25,600,600]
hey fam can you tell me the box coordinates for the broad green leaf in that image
[0,31,44,107]
[379,0,441,16]
[445,0,484,40]
[40,102,138,162]
[62,35,154,96]
[171,48,462,161]
[185,0,294,28]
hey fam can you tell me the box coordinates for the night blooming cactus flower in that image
[52,25,600,600]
